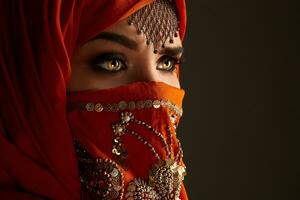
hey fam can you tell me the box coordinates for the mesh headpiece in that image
[128,0,179,53]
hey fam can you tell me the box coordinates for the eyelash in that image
[90,53,182,73]
[90,53,127,73]
[156,55,181,72]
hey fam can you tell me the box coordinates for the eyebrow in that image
[91,32,139,50]
[159,47,184,56]
[91,32,184,56]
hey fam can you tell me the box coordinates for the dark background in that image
[178,1,297,199]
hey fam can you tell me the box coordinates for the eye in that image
[91,53,126,73]
[101,59,123,71]
[156,56,180,72]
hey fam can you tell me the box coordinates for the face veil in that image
[67,81,187,199]
[0,0,187,199]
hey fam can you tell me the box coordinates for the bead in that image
[113,124,124,135]
[107,109,186,199]
[126,0,180,60]
[110,190,119,198]
[170,114,176,124]
[127,184,136,192]
[114,138,120,143]
[112,148,121,155]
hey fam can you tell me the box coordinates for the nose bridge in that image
[133,55,159,82]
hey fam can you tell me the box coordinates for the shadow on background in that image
[178,1,297,199]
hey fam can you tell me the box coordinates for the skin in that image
[67,18,184,92]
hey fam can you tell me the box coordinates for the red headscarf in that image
[0,0,186,199]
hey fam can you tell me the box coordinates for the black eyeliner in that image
[157,55,182,72]
[90,52,127,73]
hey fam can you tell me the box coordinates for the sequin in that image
[86,103,95,111]
[111,168,120,177]
[73,140,124,200]
[125,179,159,200]
[128,101,136,110]
[160,99,168,107]
[145,100,153,108]
[118,101,127,110]
[125,159,185,200]
[73,104,186,200]
[127,184,136,192]
[78,99,182,117]
[136,100,145,109]
[152,100,161,108]
[111,111,186,199]
[95,103,103,112]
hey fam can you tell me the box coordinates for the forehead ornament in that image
[127,0,180,54]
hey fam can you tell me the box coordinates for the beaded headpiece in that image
[128,0,180,53]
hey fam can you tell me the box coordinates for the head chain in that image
[128,0,180,53]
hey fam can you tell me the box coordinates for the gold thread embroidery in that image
[110,112,186,199]
[72,104,186,200]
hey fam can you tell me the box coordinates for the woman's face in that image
[67,18,183,91]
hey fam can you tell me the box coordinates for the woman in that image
[0,0,187,199]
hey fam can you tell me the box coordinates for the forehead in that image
[102,18,183,50]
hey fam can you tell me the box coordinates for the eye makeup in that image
[90,52,127,73]
[89,51,184,74]
[156,54,184,72]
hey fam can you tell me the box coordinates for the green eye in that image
[157,56,178,71]
[91,53,126,73]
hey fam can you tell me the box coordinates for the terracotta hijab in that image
[0,0,186,199]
